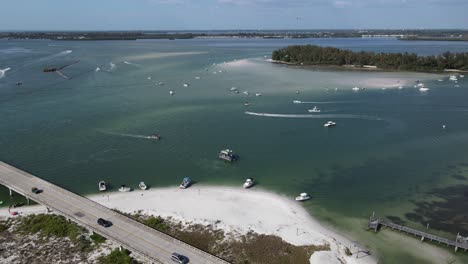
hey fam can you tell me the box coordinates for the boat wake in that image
[0,67,11,78]
[245,111,382,121]
[99,131,153,140]
[293,100,361,104]
[123,61,141,67]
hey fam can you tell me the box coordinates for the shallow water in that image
[1,38,468,263]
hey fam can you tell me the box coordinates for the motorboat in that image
[255,93,262,97]
[139,182,147,190]
[156,82,164,86]
[293,100,302,104]
[179,177,192,189]
[419,87,430,92]
[438,79,444,82]
[243,178,254,189]
[460,75,465,78]
[169,90,175,95]
[16,82,23,86]
[243,91,249,95]
[147,76,152,80]
[244,102,251,106]
[230,87,238,91]
[308,106,321,113]
[98,181,107,192]
[118,185,132,192]
[195,76,201,80]
[183,83,189,87]
[324,121,336,127]
[352,86,361,91]
[295,193,311,201]
[417,83,425,87]
[296,90,300,94]
[449,75,458,81]
[442,124,446,129]
[147,134,161,140]
[219,149,237,162]
[398,86,403,89]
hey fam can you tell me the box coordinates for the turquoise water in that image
[1,38,468,263]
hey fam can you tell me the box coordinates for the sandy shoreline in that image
[0,186,375,264]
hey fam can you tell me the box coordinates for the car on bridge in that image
[171,252,189,264]
[97,218,112,227]
[31,187,42,194]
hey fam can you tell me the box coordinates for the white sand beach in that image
[0,186,375,264]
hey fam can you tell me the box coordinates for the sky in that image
[1,0,467,30]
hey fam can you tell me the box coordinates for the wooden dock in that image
[368,216,468,252]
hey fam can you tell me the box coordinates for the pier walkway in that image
[0,161,230,264]
[368,216,468,252]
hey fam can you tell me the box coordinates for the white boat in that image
[398,86,403,89]
[438,79,444,82]
[183,83,189,87]
[352,86,361,91]
[442,124,446,129]
[255,93,262,97]
[194,76,201,80]
[295,193,310,201]
[244,102,251,106]
[230,87,238,91]
[147,76,152,80]
[139,182,147,190]
[449,75,458,81]
[98,181,106,192]
[243,178,254,189]
[308,106,321,113]
[169,90,175,95]
[118,185,131,192]
[417,83,425,87]
[155,82,164,86]
[324,121,336,127]
[243,91,249,95]
[460,75,465,78]
[296,90,300,94]
[293,100,302,104]
[419,87,429,92]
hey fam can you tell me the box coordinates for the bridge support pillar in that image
[455,246,458,252]
[421,236,425,242]
[9,188,12,197]
[26,197,30,205]
[45,207,51,213]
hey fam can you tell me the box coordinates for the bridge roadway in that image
[0,161,230,264]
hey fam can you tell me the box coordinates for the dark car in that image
[171,253,189,264]
[97,218,112,227]
[31,187,42,194]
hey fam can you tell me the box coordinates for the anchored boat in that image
[219,149,237,162]
[98,181,107,192]
[243,178,254,189]
[179,177,192,189]
[139,182,148,190]
[118,185,132,192]
[295,193,310,201]
[324,121,336,127]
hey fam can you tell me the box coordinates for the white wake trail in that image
[245,111,382,121]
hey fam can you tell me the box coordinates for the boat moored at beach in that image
[139,182,147,190]
[118,185,132,192]
[98,181,107,192]
[449,75,458,81]
[295,193,311,201]
[218,149,237,162]
[179,177,192,189]
[243,178,254,188]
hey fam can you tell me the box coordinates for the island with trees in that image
[271,45,468,72]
